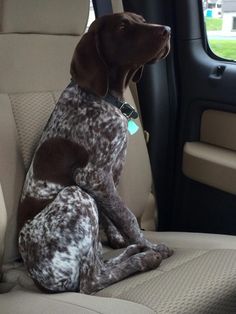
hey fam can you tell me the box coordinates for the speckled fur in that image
[18,83,172,294]
[18,12,173,294]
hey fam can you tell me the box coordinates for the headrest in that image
[0,0,90,35]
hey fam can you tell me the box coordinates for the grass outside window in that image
[205,18,236,61]
[205,18,223,31]
[208,40,236,60]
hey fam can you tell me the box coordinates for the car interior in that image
[1,0,236,313]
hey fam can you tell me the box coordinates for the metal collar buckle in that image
[102,92,139,120]
[119,102,138,119]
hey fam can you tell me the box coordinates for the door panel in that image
[201,110,236,151]
[183,141,236,195]
[183,110,236,195]
[121,0,236,235]
[172,0,236,235]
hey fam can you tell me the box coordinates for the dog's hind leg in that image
[18,185,100,293]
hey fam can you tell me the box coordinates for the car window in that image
[203,0,236,61]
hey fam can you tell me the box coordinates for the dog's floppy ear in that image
[132,66,144,83]
[125,66,144,87]
[70,30,108,97]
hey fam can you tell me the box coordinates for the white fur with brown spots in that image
[18,12,173,294]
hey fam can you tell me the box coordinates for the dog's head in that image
[71,12,171,97]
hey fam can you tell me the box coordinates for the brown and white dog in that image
[18,12,172,294]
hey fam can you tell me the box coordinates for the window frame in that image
[199,0,236,63]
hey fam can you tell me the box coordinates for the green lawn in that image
[205,18,222,31]
[205,18,236,60]
[209,40,236,60]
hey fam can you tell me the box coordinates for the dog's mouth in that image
[148,47,170,64]
[159,44,171,59]
[147,38,171,64]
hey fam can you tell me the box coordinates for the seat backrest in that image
[0,0,156,268]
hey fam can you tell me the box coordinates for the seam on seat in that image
[52,90,62,103]
[47,293,156,314]
[38,294,103,314]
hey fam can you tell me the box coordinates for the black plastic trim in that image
[123,0,179,230]
[92,0,112,17]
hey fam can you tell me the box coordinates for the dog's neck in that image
[108,66,132,100]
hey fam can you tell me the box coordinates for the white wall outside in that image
[222,12,236,31]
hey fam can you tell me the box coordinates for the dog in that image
[18,12,172,294]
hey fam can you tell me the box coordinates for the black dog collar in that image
[103,93,138,120]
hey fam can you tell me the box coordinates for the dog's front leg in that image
[96,184,173,258]
[75,168,172,258]
[98,142,130,249]
[99,211,129,249]
[74,168,145,245]
[96,175,148,246]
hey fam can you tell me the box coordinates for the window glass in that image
[203,0,236,61]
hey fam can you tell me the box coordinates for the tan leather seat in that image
[1,1,236,313]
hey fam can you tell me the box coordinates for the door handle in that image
[209,65,225,80]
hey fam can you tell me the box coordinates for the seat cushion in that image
[2,232,236,313]
[0,287,155,314]
[96,231,236,314]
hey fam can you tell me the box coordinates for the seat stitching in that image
[41,294,103,314]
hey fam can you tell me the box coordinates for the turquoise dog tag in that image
[128,120,139,135]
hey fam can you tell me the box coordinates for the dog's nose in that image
[161,26,171,37]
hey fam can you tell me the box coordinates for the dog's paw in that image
[138,250,162,271]
[152,243,173,259]
[123,244,147,257]
[107,234,128,249]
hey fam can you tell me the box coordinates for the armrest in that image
[183,142,236,195]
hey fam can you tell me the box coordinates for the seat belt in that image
[92,0,113,17]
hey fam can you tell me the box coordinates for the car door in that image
[170,0,236,235]
[123,0,236,235]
